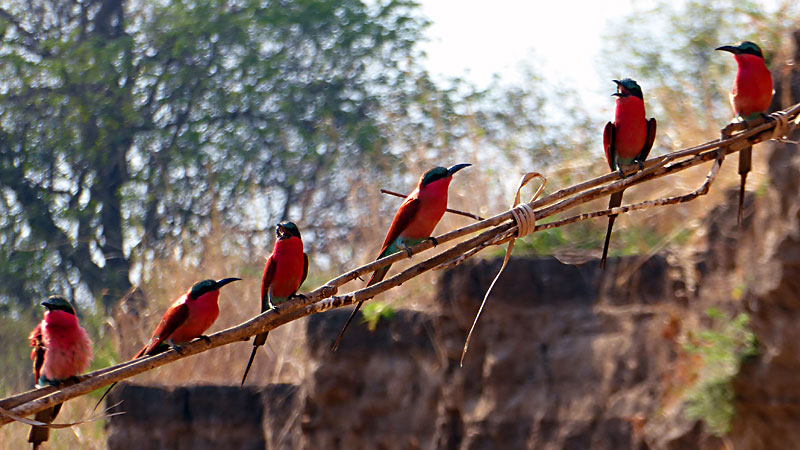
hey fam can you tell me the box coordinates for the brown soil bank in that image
[109,254,676,450]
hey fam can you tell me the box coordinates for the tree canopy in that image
[0,0,427,312]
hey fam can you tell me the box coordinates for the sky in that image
[418,0,640,118]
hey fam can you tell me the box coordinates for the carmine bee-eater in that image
[240,221,308,386]
[28,296,93,450]
[716,41,773,225]
[133,277,241,357]
[601,78,657,269]
[95,277,240,409]
[331,163,471,351]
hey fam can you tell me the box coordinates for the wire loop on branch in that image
[512,204,536,238]
[771,110,791,139]
[769,110,799,143]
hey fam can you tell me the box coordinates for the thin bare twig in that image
[380,188,485,221]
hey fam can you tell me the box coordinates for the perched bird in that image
[240,221,308,386]
[331,163,471,351]
[132,277,241,357]
[95,277,240,409]
[601,79,657,269]
[28,296,93,450]
[716,41,773,224]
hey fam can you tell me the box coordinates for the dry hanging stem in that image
[0,402,121,429]
[2,103,799,426]
[460,172,545,366]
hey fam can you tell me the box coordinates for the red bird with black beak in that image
[331,163,471,351]
[28,296,93,449]
[716,41,773,224]
[95,277,239,409]
[133,277,240,357]
[240,221,308,386]
[601,78,657,269]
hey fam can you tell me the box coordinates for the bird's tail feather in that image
[738,146,752,226]
[28,403,61,448]
[331,301,363,352]
[93,382,118,412]
[331,260,392,352]
[366,264,390,287]
[94,342,158,412]
[601,190,624,269]
[241,332,269,386]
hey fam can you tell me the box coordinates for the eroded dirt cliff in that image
[109,255,687,449]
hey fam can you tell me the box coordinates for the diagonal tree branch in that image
[2,102,799,426]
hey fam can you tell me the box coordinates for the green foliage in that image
[509,220,689,260]
[510,221,605,257]
[0,313,37,395]
[360,301,396,332]
[755,178,771,198]
[79,308,122,374]
[731,281,747,301]
[682,308,758,435]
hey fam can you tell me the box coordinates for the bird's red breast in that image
[265,235,306,299]
[166,291,221,344]
[396,175,451,240]
[29,310,93,382]
[731,53,773,117]
[613,95,648,159]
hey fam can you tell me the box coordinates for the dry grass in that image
[2,395,108,450]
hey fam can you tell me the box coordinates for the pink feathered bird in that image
[28,295,93,449]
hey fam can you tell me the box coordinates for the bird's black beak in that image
[216,278,241,289]
[611,80,623,97]
[276,223,287,239]
[41,300,53,309]
[715,45,738,54]
[447,163,471,176]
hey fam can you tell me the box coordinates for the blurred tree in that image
[0,0,426,312]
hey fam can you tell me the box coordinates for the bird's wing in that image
[603,121,616,171]
[638,118,657,162]
[378,196,421,256]
[301,253,309,286]
[137,301,190,357]
[29,324,45,382]
[260,255,276,311]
